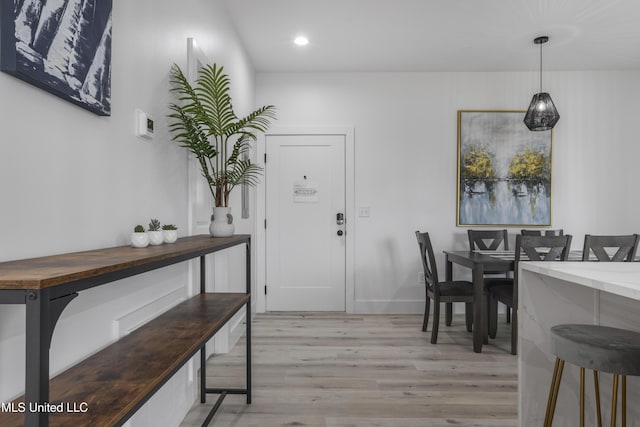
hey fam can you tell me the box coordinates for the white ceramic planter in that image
[210,206,234,237]
[148,230,164,245]
[163,229,178,243]
[131,232,149,248]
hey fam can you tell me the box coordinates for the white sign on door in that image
[293,180,319,203]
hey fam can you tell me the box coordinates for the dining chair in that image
[521,229,564,236]
[467,229,512,328]
[467,229,509,252]
[488,234,572,354]
[415,231,474,344]
[582,234,639,262]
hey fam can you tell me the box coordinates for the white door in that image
[265,134,346,311]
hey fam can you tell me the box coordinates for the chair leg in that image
[422,296,431,332]
[445,302,452,326]
[611,374,619,427]
[431,301,440,344]
[487,293,498,339]
[544,357,565,427]
[510,307,517,355]
[594,371,602,427]
[464,302,473,332]
[506,305,511,323]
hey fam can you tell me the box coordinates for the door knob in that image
[337,230,344,236]
[336,213,345,225]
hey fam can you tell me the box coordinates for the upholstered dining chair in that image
[488,234,572,354]
[467,229,512,328]
[582,234,640,262]
[415,231,474,344]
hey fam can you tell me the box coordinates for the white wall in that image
[256,70,640,313]
[0,0,255,425]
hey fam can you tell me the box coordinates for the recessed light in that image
[294,36,309,46]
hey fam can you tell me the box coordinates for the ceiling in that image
[222,0,640,73]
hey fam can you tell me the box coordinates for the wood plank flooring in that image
[180,313,517,427]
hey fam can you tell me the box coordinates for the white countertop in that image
[520,262,640,301]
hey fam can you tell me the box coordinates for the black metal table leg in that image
[24,289,78,427]
[245,240,252,404]
[25,289,50,427]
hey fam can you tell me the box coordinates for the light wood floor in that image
[180,313,517,427]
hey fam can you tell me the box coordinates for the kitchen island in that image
[518,261,640,425]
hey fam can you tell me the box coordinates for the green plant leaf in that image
[167,63,276,206]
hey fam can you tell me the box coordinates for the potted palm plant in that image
[168,63,276,237]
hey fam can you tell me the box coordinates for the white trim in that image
[113,286,187,337]
[354,299,424,314]
[256,126,356,313]
[185,37,212,299]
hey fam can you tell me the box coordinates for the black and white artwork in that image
[1,0,112,115]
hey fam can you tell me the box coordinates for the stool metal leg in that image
[594,371,602,427]
[622,375,626,427]
[544,357,565,427]
[611,374,619,427]
[580,367,585,427]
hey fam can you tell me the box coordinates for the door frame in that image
[256,127,355,313]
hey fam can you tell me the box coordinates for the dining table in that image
[443,250,515,353]
[444,249,587,352]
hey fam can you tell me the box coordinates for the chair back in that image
[415,231,440,292]
[521,229,564,237]
[516,234,572,262]
[513,234,572,315]
[582,234,640,262]
[467,229,509,251]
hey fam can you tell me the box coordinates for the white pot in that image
[148,230,164,245]
[209,206,234,237]
[163,229,178,243]
[131,232,149,248]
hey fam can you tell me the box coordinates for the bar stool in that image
[544,324,640,427]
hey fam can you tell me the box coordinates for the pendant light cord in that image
[539,41,543,93]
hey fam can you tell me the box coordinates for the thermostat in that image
[135,109,154,139]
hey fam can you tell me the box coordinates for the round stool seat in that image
[550,324,640,376]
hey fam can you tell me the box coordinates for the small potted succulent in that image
[148,218,164,245]
[131,225,149,248]
[162,224,178,243]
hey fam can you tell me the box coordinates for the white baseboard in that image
[354,300,507,315]
[228,310,246,347]
[354,299,424,314]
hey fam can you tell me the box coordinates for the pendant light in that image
[524,36,560,131]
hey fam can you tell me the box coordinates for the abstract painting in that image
[457,110,552,226]
[1,0,112,115]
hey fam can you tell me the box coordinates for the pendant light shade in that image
[524,92,559,131]
[524,36,559,131]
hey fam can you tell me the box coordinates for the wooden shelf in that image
[0,293,249,427]
[0,235,250,290]
[0,234,252,426]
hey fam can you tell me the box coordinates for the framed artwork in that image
[457,110,553,226]
[1,0,112,116]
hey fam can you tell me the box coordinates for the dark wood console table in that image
[0,234,252,427]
